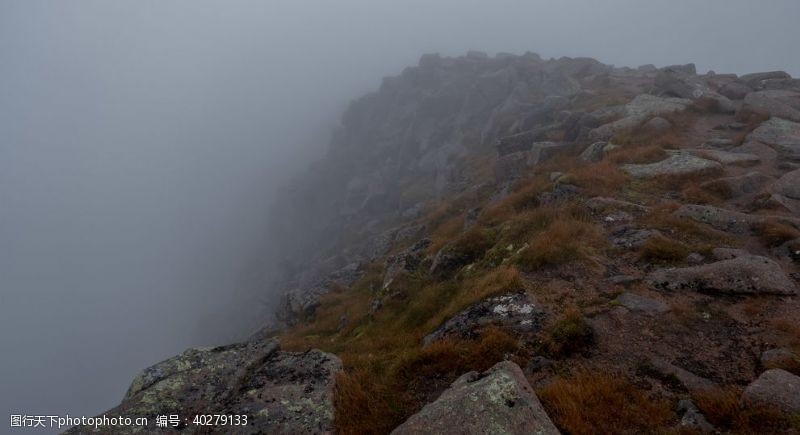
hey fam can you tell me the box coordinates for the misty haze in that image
[2,1,800,434]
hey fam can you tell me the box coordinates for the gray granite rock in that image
[391,361,561,435]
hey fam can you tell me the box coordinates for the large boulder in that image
[740,71,793,89]
[741,369,800,414]
[746,117,800,159]
[647,255,798,295]
[391,361,561,435]
[589,94,691,141]
[654,67,735,112]
[621,151,721,178]
[65,340,341,434]
[423,292,546,345]
[739,90,800,122]
[718,81,752,100]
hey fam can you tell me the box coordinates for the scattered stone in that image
[741,369,800,414]
[649,357,715,394]
[579,141,608,162]
[747,118,800,160]
[66,340,340,434]
[391,361,561,435]
[616,292,670,315]
[423,292,545,346]
[647,254,798,295]
[691,149,760,166]
[677,399,716,432]
[622,151,721,178]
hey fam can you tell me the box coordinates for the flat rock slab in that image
[691,149,760,166]
[647,255,798,295]
[747,117,800,159]
[391,361,561,435]
[423,292,546,346]
[622,151,721,178]
[742,369,800,414]
[65,340,341,434]
[616,292,670,315]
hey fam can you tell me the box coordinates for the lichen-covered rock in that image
[647,255,798,295]
[65,340,341,434]
[622,151,721,178]
[674,205,757,233]
[673,204,800,233]
[654,66,735,112]
[691,149,760,166]
[423,292,546,346]
[741,369,800,414]
[391,361,561,435]
[747,117,800,159]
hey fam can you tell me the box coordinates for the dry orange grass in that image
[638,233,691,264]
[479,176,552,225]
[538,369,674,435]
[567,160,627,196]
[517,213,606,270]
[756,220,800,248]
[693,386,798,433]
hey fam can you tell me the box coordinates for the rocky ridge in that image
[75,52,800,434]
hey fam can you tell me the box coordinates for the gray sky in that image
[1,0,799,430]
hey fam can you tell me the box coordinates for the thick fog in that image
[2,0,799,430]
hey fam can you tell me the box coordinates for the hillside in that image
[70,52,800,434]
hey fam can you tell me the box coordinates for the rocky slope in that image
[71,53,800,434]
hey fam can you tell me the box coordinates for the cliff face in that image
[73,52,800,434]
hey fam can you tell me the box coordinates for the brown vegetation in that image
[538,369,674,435]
